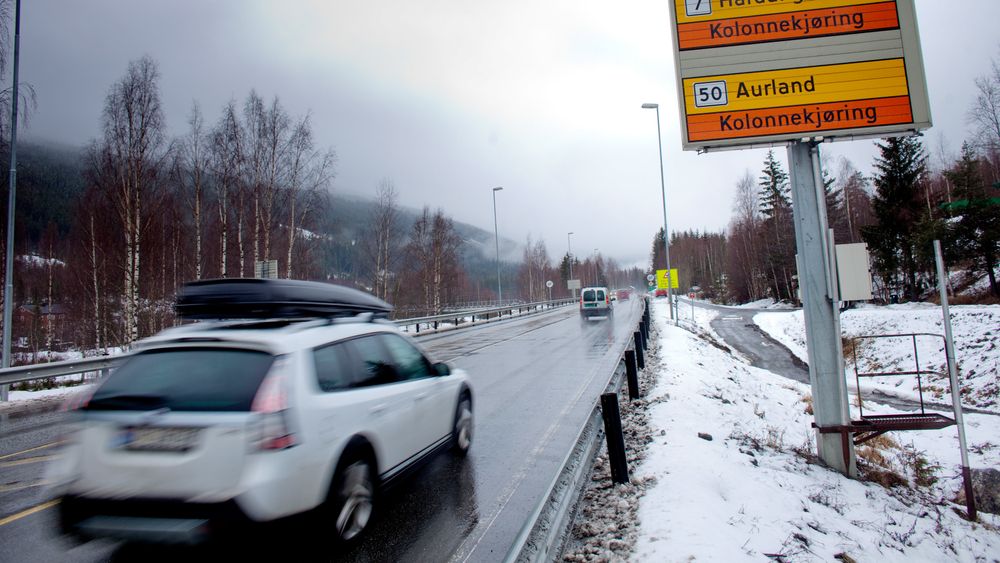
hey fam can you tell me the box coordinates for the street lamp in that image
[567,232,574,298]
[593,249,600,286]
[641,102,674,320]
[492,186,503,303]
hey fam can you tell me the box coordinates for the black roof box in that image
[175,278,393,320]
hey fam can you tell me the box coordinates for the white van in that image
[579,286,613,320]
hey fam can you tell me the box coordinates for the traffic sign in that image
[646,274,655,282]
[669,0,931,151]
[655,269,679,290]
[545,280,554,288]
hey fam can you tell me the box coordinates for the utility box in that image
[835,244,873,301]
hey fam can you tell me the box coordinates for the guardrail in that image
[504,297,651,562]
[0,298,577,391]
[395,298,576,334]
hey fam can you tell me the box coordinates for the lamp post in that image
[567,231,574,298]
[492,186,503,304]
[593,249,599,286]
[2,0,22,401]
[641,102,674,321]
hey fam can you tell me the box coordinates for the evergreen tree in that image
[757,150,795,301]
[650,227,666,271]
[946,143,1000,297]
[862,136,928,302]
[758,150,790,218]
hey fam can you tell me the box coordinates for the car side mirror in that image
[433,362,451,376]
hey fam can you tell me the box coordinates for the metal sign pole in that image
[788,141,856,476]
[1,0,22,402]
[934,240,976,520]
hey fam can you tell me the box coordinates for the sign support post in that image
[788,141,856,477]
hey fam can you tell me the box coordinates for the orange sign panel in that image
[683,58,913,142]
[676,1,900,50]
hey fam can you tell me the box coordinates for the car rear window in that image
[596,290,605,301]
[86,348,275,412]
[583,289,596,302]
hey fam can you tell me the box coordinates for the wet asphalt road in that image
[0,300,644,562]
[697,300,810,384]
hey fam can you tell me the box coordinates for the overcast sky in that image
[16,0,1000,268]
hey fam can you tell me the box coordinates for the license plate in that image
[116,426,200,452]
[584,303,596,308]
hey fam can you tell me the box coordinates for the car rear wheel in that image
[452,394,473,456]
[329,456,375,543]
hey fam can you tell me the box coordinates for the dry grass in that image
[800,394,813,415]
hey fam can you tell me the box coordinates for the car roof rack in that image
[175,278,393,320]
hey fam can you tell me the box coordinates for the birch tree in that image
[98,56,166,343]
[179,102,208,279]
[361,179,401,300]
[284,115,335,279]
[210,101,242,278]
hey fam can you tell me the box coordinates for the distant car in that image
[616,289,631,301]
[654,288,668,298]
[50,279,473,546]
[580,286,613,320]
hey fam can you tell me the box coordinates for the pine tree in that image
[758,150,790,218]
[757,150,795,301]
[862,136,928,302]
[946,143,1000,297]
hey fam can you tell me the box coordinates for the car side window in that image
[313,341,352,392]
[379,334,434,381]
[344,335,401,387]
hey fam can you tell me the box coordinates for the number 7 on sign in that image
[686,0,711,17]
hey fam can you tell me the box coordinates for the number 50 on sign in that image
[694,81,728,108]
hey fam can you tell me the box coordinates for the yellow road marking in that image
[0,454,58,468]
[0,441,63,461]
[0,499,59,527]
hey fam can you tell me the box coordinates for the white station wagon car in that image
[48,279,473,546]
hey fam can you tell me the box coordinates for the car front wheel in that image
[452,394,473,456]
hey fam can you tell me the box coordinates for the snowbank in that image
[755,304,1000,412]
[634,300,1000,562]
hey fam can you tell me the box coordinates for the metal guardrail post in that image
[625,350,639,400]
[633,331,645,370]
[639,319,648,350]
[600,393,629,484]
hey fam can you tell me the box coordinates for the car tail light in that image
[60,385,97,412]
[250,357,298,451]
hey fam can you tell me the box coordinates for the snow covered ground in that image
[568,300,1000,561]
[755,303,1000,412]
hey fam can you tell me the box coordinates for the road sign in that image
[669,0,931,151]
[254,259,279,279]
[545,280,554,288]
[646,274,655,282]
[567,279,581,290]
[655,269,679,290]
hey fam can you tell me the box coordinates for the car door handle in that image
[370,404,388,416]
[414,393,429,401]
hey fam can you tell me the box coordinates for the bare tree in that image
[404,207,463,315]
[361,179,401,300]
[0,0,36,153]
[179,102,208,279]
[284,114,335,279]
[97,56,167,343]
[517,236,551,301]
[969,55,1000,151]
[210,101,243,278]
